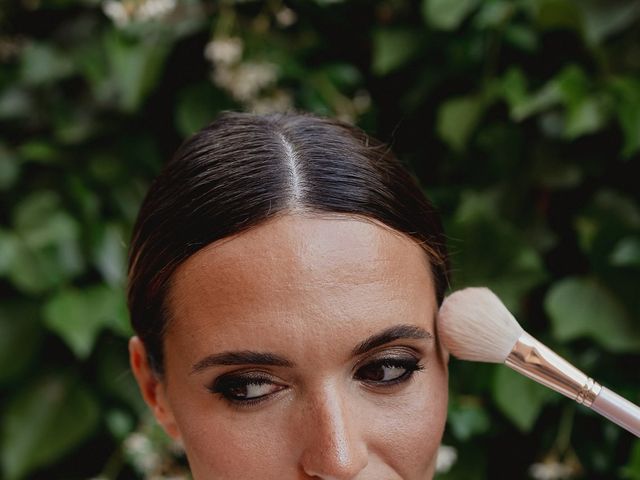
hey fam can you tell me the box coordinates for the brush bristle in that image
[437,287,524,363]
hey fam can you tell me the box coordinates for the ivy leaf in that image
[44,285,131,359]
[436,95,485,152]
[621,440,640,479]
[92,222,128,287]
[104,31,171,112]
[447,398,490,440]
[19,42,74,86]
[447,191,547,312]
[555,66,608,138]
[0,144,20,190]
[0,375,99,480]
[175,82,231,137]
[8,192,84,293]
[0,302,43,386]
[545,277,640,352]
[610,237,640,268]
[610,76,640,157]
[535,0,583,33]
[493,367,554,432]
[0,230,18,276]
[371,28,422,76]
[422,0,479,30]
[581,0,640,45]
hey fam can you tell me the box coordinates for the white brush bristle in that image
[437,287,524,363]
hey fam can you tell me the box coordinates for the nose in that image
[298,385,368,479]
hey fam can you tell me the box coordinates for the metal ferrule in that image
[505,332,602,407]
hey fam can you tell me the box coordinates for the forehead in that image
[165,214,436,355]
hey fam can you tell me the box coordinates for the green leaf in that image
[422,0,479,30]
[545,277,640,352]
[8,242,72,294]
[8,192,84,293]
[610,237,640,268]
[503,24,539,52]
[447,191,547,311]
[0,302,43,386]
[44,285,131,359]
[581,0,640,45]
[575,190,640,262]
[93,222,127,287]
[436,95,485,152]
[105,409,135,441]
[323,63,362,89]
[621,440,640,479]
[175,83,229,137]
[371,28,422,76]
[0,375,99,480]
[555,66,609,138]
[493,367,553,432]
[610,77,640,157]
[563,95,608,138]
[0,144,20,190]
[14,192,78,247]
[447,398,491,440]
[510,78,563,121]
[474,1,515,29]
[0,87,34,120]
[534,0,583,33]
[0,229,18,275]
[97,342,146,413]
[19,42,74,86]
[105,31,171,112]
[16,140,60,164]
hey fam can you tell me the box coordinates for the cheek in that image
[367,363,449,476]
[168,395,297,479]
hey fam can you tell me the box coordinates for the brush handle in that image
[505,332,640,437]
[591,386,640,437]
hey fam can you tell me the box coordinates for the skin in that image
[130,213,449,479]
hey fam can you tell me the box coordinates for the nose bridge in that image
[299,381,368,479]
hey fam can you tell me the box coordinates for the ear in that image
[129,336,181,440]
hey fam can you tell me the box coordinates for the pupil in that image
[229,385,248,398]
[364,364,385,381]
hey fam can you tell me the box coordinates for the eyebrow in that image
[190,323,433,375]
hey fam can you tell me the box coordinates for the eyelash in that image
[207,356,424,408]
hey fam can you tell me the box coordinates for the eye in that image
[355,357,424,386]
[208,375,286,406]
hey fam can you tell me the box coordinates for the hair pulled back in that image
[127,111,449,375]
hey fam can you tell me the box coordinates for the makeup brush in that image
[438,287,640,437]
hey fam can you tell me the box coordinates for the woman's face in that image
[130,213,448,479]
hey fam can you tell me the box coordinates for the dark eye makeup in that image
[207,352,425,408]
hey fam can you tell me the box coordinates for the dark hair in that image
[127,111,449,375]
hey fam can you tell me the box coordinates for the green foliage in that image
[493,367,555,433]
[44,285,130,359]
[1,0,638,478]
[1,374,99,480]
[545,277,640,352]
[422,0,479,31]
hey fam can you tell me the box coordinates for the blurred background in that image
[1,0,639,478]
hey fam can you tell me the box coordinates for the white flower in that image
[102,0,130,27]
[136,0,176,21]
[204,37,243,66]
[124,432,162,473]
[435,444,457,473]
[102,0,176,26]
[248,89,294,113]
[212,61,278,102]
[529,461,574,480]
[353,88,371,113]
[275,7,297,27]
